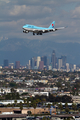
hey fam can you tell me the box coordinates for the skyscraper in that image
[58,58,62,69]
[15,61,20,69]
[73,64,76,71]
[41,56,47,66]
[29,60,31,66]
[28,60,31,69]
[39,61,44,70]
[66,63,70,72]
[4,59,8,67]
[31,57,34,69]
[61,55,67,69]
[37,56,41,69]
[51,50,56,69]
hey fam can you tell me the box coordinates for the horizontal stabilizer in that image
[55,26,67,31]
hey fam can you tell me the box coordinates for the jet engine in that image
[23,30,29,33]
[53,29,55,32]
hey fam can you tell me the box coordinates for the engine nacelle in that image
[53,29,55,32]
[42,30,45,32]
[23,30,29,33]
[26,31,29,33]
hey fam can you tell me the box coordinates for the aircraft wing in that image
[33,29,54,33]
[32,27,66,33]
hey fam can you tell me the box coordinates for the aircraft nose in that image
[23,25,25,28]
[23,25,27,28]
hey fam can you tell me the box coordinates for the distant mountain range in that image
[0,38,80,66]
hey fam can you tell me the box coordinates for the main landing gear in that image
[33,32,42,35]
[33,33,35,35]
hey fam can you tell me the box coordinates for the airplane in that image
[22,21,66,35]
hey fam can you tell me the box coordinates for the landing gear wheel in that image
[33,33,35,35]
[40,33,42,35]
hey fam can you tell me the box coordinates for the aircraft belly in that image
[23,28,40,33]
[23,28,54,33]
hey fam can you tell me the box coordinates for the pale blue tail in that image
[49,21,55,28]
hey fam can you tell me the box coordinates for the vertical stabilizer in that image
[49,21,55,28]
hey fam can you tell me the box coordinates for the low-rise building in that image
[72,96,80,103]
[34,92,49,96]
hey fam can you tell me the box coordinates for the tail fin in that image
[49,21,55,28]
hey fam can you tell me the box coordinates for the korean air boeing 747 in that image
[23,21,65,35]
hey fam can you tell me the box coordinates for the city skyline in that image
[0,50,65,65]
[1,50,79,72]
[1,50,66,66]
[0,41,80,66]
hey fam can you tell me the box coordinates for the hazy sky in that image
[0,0,80,65]
[0,0,80,42]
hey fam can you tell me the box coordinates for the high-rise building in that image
[66,63,70,72]
[28,60,31,69]
[61,55,67,69]
[15,61,20,69]
[58,58,62,69]
[31,57,37,69]
[39,61,44,70]
[41,56,47,66]
[69,64,73,71]
[29,60,31,66]
[31,57,34,69]
[34,57,37,66]
[37,56,41,69]
[73,64,76,71]
[51,50,56,68]
[48,64,52,70]
[4,59,8,67]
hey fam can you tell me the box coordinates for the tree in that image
[9,82,17,87]
[23,98,26,104]
[65,103,68,108]
[27,111,32,116]
[42,117,47,120]
[56,82,62,90]
[78,108,80,113]
[20,105,23,113]
[66,118,71,120]
[19,102,23,113]
[10,88,15,93]
[62,95,72,103]
[42,98,46,105]
[32,100,37,114]
[36,99,41,104]
[52,102,56,107]
[26,100,29,109]
[72,103,77,112]
[14,99,17,106]
[65,107,70,114]
[58,103,63,113]
[47,103,51,114]
[5,92,20,100]
[1,88,3,93]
